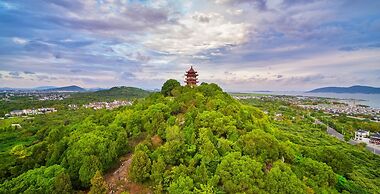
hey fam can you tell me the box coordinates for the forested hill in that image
[94,86,150,98]
[68,86,151,103]
[1,80,379,193]
[44,85,86,92]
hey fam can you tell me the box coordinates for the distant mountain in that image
[45,85,86,92]
[93,86,150,98]
[34,86,58,90]
[308,85,380,94]
[87,87,108,92]
[252,90,272,92]
[0,87,15,91]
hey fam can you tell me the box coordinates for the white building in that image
[354,129,370,141]
[11,124,22,129]
[10,110,23,116]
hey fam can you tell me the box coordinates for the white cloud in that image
[226,9,243,15]
[144,11,249,55]
[1,0,380,90]
[12,37,28,45]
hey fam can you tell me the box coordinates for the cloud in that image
[136,52,151,63]
[70,69,82,73]
[23,71,35,74]
[41,0,84,11]
[0,1,17,10]
[36,75,50,81]
[42,1,172,35]
[368,43,380,48]
[0,0,379,90]
[9,72,19,76]
[192,12,215,23]
[7,71,23,79]
[12,37,28,45]
[339,46,358,51]
[281,0,318,7]
[23,40,55,53]
[214,0,267,10]
[144,11,249,55]
[120,72,136,81]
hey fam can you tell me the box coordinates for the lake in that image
[252,91,380,108]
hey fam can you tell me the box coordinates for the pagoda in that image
[185,66,198,87]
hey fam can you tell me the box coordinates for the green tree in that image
[293,158,336,189]
[151,157,166,184]
[166,125,184,142]
[89,170,108,194]
[53,172,73,194]
[161,79,181,96]
[264,161,306,194]
[79,155,102,187]
[0,165,71,194]
[216,152,264,193]
[168,176,194,194]
[142,103,170,135]
[161,140,186,165]
[193,161,208,186]
[238,130,281,162]
[198,128,219,163]
[10,144,30,159]
[129,151,152,182]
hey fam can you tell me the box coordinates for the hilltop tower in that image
[185,66,198,87]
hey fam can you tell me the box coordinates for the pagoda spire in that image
[185,66,198,87]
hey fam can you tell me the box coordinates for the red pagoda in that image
[185,66,198,87]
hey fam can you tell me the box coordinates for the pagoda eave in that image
[185,66,199,87]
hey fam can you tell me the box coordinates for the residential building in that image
[355,129,369,141]
[369,133,380,145]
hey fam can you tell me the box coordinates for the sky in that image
[0,0,379,91]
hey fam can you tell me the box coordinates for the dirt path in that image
[104,154,152,194]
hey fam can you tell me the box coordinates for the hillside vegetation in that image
[0,81,379,193]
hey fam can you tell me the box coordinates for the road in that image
[314,119,380,155]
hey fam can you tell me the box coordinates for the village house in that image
[10,110,23,116]
[11,124,22,129]
[369,133,380,145]
[354,129,370,141]
[7,108,57,117]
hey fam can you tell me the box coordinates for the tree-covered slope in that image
[68,86,151,103]
[44,85,86,92]
[94,86,151,98]
[1,80,379,193]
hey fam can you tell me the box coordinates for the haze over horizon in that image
[0,0,379,91]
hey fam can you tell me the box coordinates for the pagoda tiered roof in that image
[185,66,198,87]
[186,66,197,73]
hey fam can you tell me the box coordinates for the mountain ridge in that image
[44,85,86,92]
[308,85,380,94]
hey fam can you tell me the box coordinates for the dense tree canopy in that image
[89,171,108,194]
[1,80,379,193]
[128,150,151,183]
[0,165,72,194]
[161,79,180,96]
